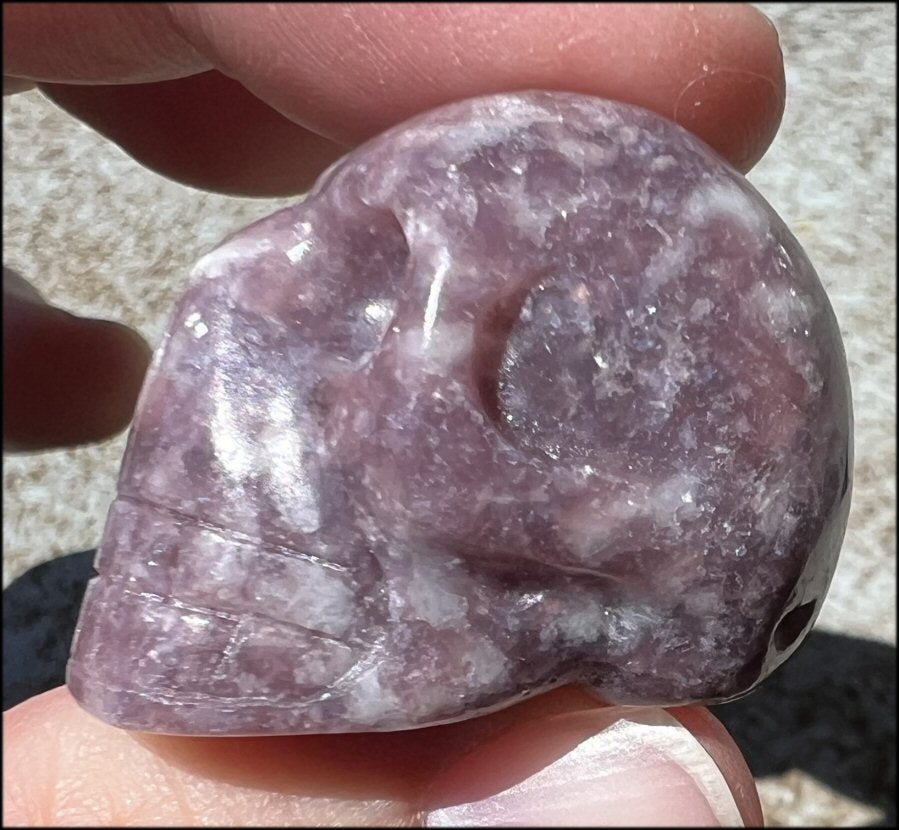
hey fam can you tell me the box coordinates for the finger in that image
[4,76,35,95]
[6,4,783,198]
[1,2,210,83]
[2,268,151,451]
[422,701,762,826]
[668,705,765,827]
[40,72,348,197]
[3,685,761,827]
[174,2,784,170]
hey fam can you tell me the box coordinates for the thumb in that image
[423,704,762,827]
[2,267,151,451]
[4,686,761,827]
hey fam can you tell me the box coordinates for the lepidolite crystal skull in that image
[68,92,852,735]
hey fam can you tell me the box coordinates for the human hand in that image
[3,3,783,824]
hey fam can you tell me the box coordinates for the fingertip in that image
[3,686,74,826]
[3,686,420,826]
[671,4,785,172]
[669,705,765,827]
[11,4,784,194]
[2,277,152,452]
[171,3,785,175]
[423,703,759,827]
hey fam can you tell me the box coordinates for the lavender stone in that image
[68,91,852,735]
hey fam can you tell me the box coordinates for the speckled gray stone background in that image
[2,2,895,826]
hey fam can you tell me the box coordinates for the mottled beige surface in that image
[2,3,895,826]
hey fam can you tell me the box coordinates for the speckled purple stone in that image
[67,92,852,735]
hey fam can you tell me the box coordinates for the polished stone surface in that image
[65,91,851,735]
[7,6,891,820]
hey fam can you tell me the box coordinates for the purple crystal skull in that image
[67,91,852,735]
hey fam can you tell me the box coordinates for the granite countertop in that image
[3,3,895,826]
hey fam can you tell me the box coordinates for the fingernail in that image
[424,708,743,827]
[673,67,784,172]
[753,7,779,39]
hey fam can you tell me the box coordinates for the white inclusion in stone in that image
[748,280,812,337]
[564,493,634,557]
[183,311,209,339]
[463,640,509,688]
[651,472,703,522]
[604,605,659,655]
[193,239,276,281]
[618,124,640,145]
[258,416,321,533]
[753,484,792,539]
[408,574,468,628]
[594,353,609,368]
[734,414,752,435]
[210,373,254,479]
[422,247,451,347]
[516,591,545,611]
[286,240,312,263]
[641,232,695,291]
[247,553,355,639]
[683,179,767,236]
[650,154,678,172]
[401,321,472,370]
[181,614,212,632]
[558,136,619,170]
[345,664,403,723]
[386,551,469,628]
[689,297,714,321]
[679,422,698,450]
[363,299,396,325]
[288,640,353,687]
[297,576,355,638]
[268,396,293,425]
[554,602,606,645]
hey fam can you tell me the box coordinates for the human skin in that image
[3,3,783,825]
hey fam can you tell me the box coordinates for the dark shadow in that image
[3,551,896,823]
[3,549,96,710]
[713,629,897,826]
